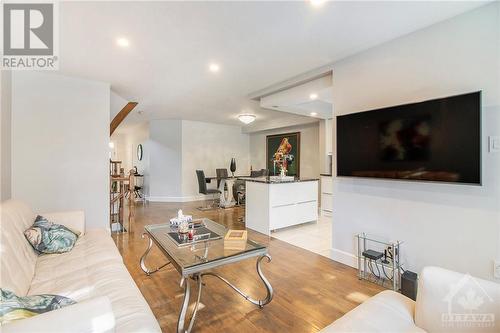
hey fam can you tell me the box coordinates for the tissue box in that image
[170,215,192,226]
[224,229,247,250]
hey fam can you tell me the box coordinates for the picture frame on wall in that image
[266,132,300,177]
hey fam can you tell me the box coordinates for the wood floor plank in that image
[112,202,384,332]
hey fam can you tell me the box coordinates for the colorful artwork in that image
[266,132,300,176]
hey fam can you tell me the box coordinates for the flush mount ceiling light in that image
[209,63,220,73]
[309,93,318,100]
[238,114,256,124]
[310,0,326,7]
[310,112,318,116]
[116,37,130,48]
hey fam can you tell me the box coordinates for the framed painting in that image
[266,132,300,177]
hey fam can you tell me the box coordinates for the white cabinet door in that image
[270,181,317,207]
[296,200,318,223]
[270,204,297,230]
[268,181,319,231]
[321,176,332,194]
[321,193,333,212]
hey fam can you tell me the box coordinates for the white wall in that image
[331,3,500,280]
[1,71,12,202]
[124,119,250,202]
[249,122,320,179]
[148,120,183,200]
[111,124,149,173]
[11,72,110,228]
[182,120,250,199]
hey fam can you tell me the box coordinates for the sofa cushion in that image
[28,230,161,332]
[0,288,76,324]
[0,200,38,296]
[320,290,425,332]
[31,229,122,283]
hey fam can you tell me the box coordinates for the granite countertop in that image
[238,176,319,184]
[320,173,332,176]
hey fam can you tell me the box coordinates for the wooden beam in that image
[110,102,138,136]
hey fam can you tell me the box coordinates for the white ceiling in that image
[59,1,487,130]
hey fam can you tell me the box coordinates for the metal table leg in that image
[176,254,273,333]
[140,233,171,275]
[200,254,273,308]
[177,274,203,333]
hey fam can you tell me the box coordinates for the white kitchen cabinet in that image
[245,179,319,235]
[320,175,333,216]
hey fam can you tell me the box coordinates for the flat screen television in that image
[336,92,481,184]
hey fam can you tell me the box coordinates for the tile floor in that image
[271,214,333,258]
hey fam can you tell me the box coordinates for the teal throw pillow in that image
[0,288,76,324]
[24,215,79,254]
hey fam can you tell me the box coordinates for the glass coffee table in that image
[140,218,273,333]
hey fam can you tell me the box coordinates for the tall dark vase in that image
[230,158,236,177]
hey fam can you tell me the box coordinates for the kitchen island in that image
[241,176,319,235]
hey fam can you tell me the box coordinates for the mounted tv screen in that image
[336,92,481,184]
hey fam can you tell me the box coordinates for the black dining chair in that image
[250,170,262,177]
[216,168,229,188]
[196,170,221,210]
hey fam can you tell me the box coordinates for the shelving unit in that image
[356,233,403,291]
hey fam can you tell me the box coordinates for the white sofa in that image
[321,266,500,332]
[1,200,161,333]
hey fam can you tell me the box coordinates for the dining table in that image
[205,175,250,208]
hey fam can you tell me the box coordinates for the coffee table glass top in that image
[144,218,266,275]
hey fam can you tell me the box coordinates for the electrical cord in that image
[381,263,393,281]
[368,259,381,279]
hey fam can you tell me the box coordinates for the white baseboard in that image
[147,195,207,203]
[330,248,358,268]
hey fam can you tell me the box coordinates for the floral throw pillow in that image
[0,289,76,324]
[24,215,79,254]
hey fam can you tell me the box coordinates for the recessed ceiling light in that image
[310,112,318,116]
[116,37,130,48]
[238,114,256,124]
[310,0,326,7]
[309,93,318,100]
[209,63,220,73]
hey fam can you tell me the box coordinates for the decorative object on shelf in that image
[137,144,143,161]
[356,233,403,291]
[224,229,247,250]
[279,166,286,178]
[230,158,236,177]
[266,132,300,177]
[169,209,192,227]
[238,114,256,124]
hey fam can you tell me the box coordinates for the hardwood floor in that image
[112,202,384,332]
